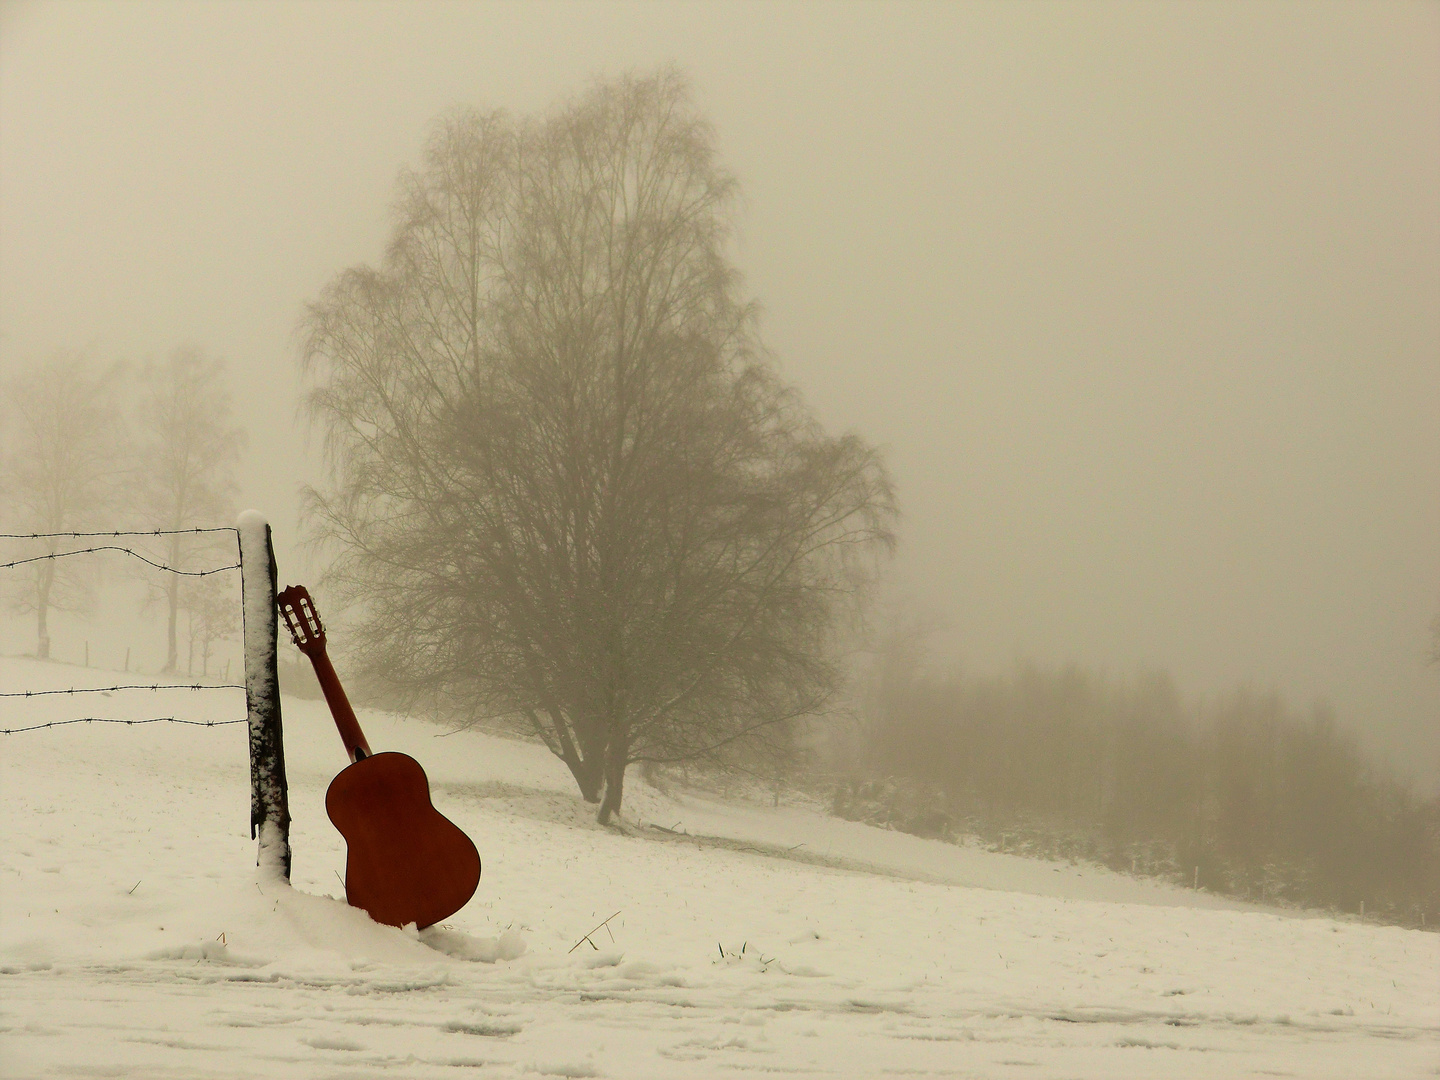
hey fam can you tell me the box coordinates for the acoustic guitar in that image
[276,585,481,929]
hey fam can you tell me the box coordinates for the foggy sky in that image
[2,1,1437,787]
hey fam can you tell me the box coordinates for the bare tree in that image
[2,354,127,658]
[303,71,896,822]
[133,347,244,672]
[182,573,240,676]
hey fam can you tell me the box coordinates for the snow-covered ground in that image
[2,655,1436,1079]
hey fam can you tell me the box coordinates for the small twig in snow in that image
[568,910,622,954]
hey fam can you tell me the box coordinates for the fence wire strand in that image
[0,546,240,576]
[0,683,245,698]
[2,717,247,734]
[0,527,240,539]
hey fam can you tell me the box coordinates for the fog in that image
[2,1,1437,788]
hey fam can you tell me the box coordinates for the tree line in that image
[1,348,245,674]
[841,646,1439,924]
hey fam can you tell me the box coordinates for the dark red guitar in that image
[277,585,480,929]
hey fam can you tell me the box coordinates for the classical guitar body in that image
[279,584,483,930]
[326,752,481,929]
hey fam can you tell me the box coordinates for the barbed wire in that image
[0,526,250,735]
[2,717,248,734]
[0,683,245,698]
[0,546,240,576]
[0,528,240,539]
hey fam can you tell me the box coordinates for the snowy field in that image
[2,655,1436,1079]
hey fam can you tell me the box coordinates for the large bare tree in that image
[133,347,244,672]
[2,354,127,659]
[303,71,896,822]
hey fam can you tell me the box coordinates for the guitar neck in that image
[304,644,372,763]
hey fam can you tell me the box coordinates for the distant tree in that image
[133,347,244,672]
[1,354,127,658]
[181,573,239,676]
[302,71,896,822]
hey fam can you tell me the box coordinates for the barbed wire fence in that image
[0,526,246,733]
[1,515,292,880]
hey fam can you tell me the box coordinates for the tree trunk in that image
[565,753,604,803]
[163,579,179,673]
[36,562,53,660]
[596,750,627,825]
[536,707,604,802]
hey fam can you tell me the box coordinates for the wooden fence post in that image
[238,510,291,882]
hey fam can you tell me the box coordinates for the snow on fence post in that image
[238,510,291,882]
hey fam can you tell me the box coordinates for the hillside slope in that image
[2,656,1435,1079]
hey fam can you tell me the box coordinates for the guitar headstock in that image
[277,585,326,657]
